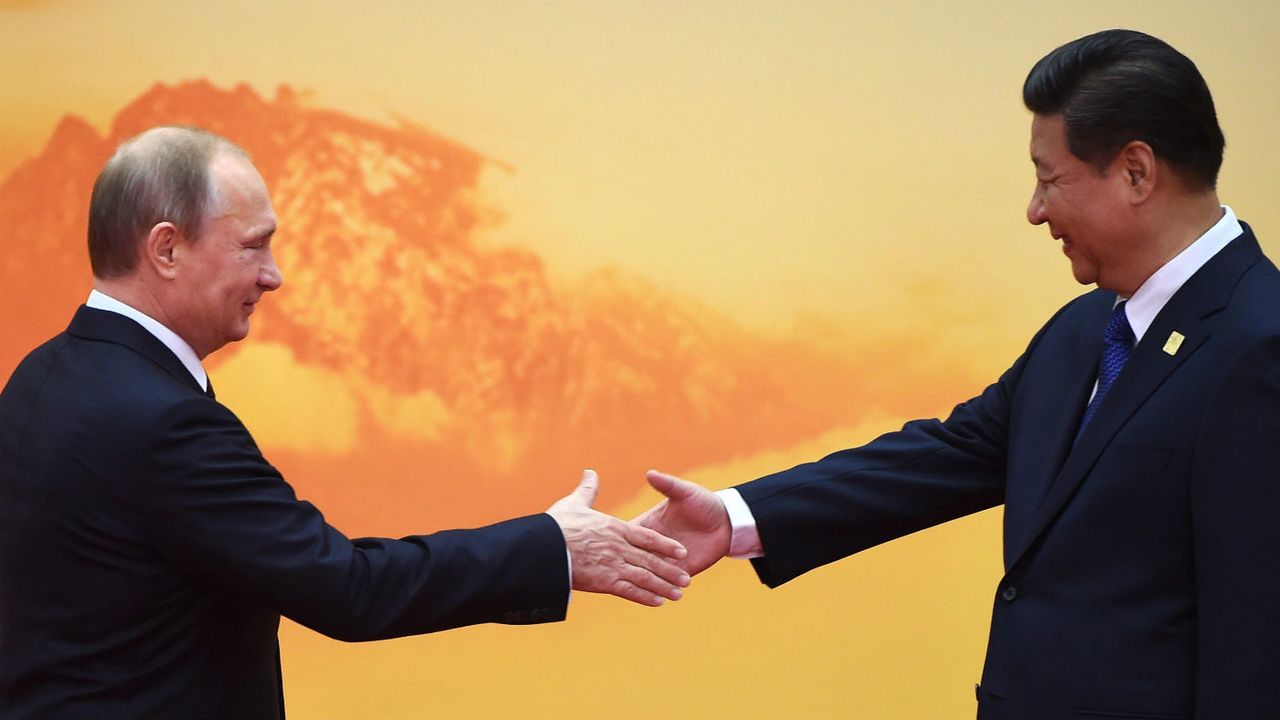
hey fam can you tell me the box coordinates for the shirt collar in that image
[1122,205,1242,343]
[86,289,209,392]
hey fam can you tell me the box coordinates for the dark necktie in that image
[1079,301,1134,432]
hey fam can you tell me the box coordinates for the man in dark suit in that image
[0,126,690,718]
[637,29,1280,718]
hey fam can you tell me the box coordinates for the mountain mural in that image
[0,81,941,533]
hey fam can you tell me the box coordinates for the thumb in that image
[571,468,600,508]
[646,469,699,500]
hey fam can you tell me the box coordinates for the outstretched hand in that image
[547,469,690,607]
[633,470,732,577]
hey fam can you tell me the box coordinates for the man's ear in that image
[1117,140,1157,204]
[143,222,181,280]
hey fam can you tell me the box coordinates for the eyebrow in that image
[247,224,276,242]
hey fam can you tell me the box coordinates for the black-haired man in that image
[639,29,1280,718]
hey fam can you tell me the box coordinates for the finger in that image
[616,563,686,601]
[623,519,688,560]
[625,546,692,589]
[571,468,599,507]
[646,469,700,501]
[609,579,666,608]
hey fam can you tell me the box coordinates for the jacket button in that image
[1001,585,1017,602]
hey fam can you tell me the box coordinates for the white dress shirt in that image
[717,206,1244,559]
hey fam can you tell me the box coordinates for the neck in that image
[1110,191,1223,296]
[92,275,196,355]
[1150,191,1224,264]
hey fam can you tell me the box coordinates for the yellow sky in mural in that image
[4,1,1279,376]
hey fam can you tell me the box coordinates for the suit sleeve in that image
[138,396,569,642]
[738,353,1017,587]
[1192,334,1280,716]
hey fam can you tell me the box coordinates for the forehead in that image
[207,153,275,223]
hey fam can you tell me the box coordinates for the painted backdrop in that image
[2,2,1279,717]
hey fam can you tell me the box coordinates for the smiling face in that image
[169,153,282,358]
[1026,114,1137,292]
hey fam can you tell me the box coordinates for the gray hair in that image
[87,126,247,278]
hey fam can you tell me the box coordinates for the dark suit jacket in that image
[0,307,569,719]
[737,225,1280,718]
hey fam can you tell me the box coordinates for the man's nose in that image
[1027,192,1047,225]
[260,252,283,291]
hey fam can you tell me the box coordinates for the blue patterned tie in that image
[1079,301,1134,432]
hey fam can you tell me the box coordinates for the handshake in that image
[545,469,732,607]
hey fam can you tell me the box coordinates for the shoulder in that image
[1208,254,1280,344]
[1213,223,1280,314]
[5,327,228,454]
[1020,288,1114,355]
[1,331,70,396]
[1052,288,1115,323]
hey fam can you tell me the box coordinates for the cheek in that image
[225,262,258,296]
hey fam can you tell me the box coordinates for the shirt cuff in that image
[715,488,763,559]
[565,548,573,604]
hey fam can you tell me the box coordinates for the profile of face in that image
[171,153,282,358]
[1026,114,1137,292]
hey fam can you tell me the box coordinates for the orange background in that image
[2,2,1279,717]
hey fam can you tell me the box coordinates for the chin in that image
[227,324,251,343]
[1070,269,1097,286]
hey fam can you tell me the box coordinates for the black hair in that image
[1023,29,1224,189]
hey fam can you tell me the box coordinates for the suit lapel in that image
[1036,296,1114,487]
[66,305,205,395]
[1007,229,1264,570]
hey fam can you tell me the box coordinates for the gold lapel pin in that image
[1163,331,1185,356]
